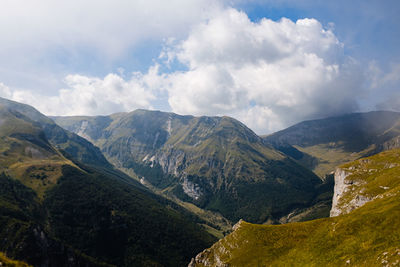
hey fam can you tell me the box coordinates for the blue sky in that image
[0,0,399,134]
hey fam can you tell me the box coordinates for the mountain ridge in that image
[264,110,400,177]
[0,98,217,266]
[189,148,400,266]
[53,109,325,224]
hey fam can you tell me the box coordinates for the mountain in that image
[0,97,111,168]
[189,148,400,266]
[264,111,400,177]
[53,110,325,224]
[0,99,216,266]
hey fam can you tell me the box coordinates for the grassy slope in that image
[0,107,77,198]
[0,97,111,168]
[192,149,400,266]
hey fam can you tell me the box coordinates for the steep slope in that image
[264,111,400,177]
[330,148,400,217]
[0,97,110,167]
[53,110,323,223]
[190,148,400,266]
[0,100,216,266]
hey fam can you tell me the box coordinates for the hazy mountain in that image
[0,100,216,266]
[264,111,400,177]
[189,148,400,266]
[53,110,325,224]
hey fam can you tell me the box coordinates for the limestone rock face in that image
[330,168,351,217]
[330,167,372,217]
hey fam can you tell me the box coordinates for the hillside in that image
[190,148,400,266]
[0,97,110,168]
[264,111,400,177]
[0,100,216,266]
[53,110,325,224]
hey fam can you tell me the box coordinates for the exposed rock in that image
[232,219,244,231]
[330,168,350,217]
[24,146,45,159]
[330,168,372,217]
[182,176,203,200]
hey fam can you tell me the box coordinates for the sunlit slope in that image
[54,110,323,224]
[264,111,400,177]
[0,106,77,197]
[190,149,400,266]
[0,97,110,167]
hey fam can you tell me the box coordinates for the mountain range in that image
[53,110,327,224]
[1,96,400,266]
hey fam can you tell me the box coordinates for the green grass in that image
[192,149,400,266]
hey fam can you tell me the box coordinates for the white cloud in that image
[0,0,224,93]
[163,8,363,133]
[0,0,222,59]
[0,7,366,134]
[3,66,163,116]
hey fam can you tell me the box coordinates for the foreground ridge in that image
[189,148,400,266]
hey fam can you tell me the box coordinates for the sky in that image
[0,0,399,134]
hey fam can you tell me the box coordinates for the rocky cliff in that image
[330,168,372,217]
[330,150,400,217]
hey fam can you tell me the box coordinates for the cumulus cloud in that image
[0,7,366,134]
[4,66,163,116]
[163,8,363,133]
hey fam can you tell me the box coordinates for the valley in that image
[53,110,329,225]
[1,97,399,266]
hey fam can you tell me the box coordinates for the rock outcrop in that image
[330,167,373,217]
[330,168,351,217]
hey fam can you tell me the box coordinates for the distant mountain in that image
[264,111,400,177]
[189,148,400,266]
[0,99,216,266]
[53,110,325,224]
